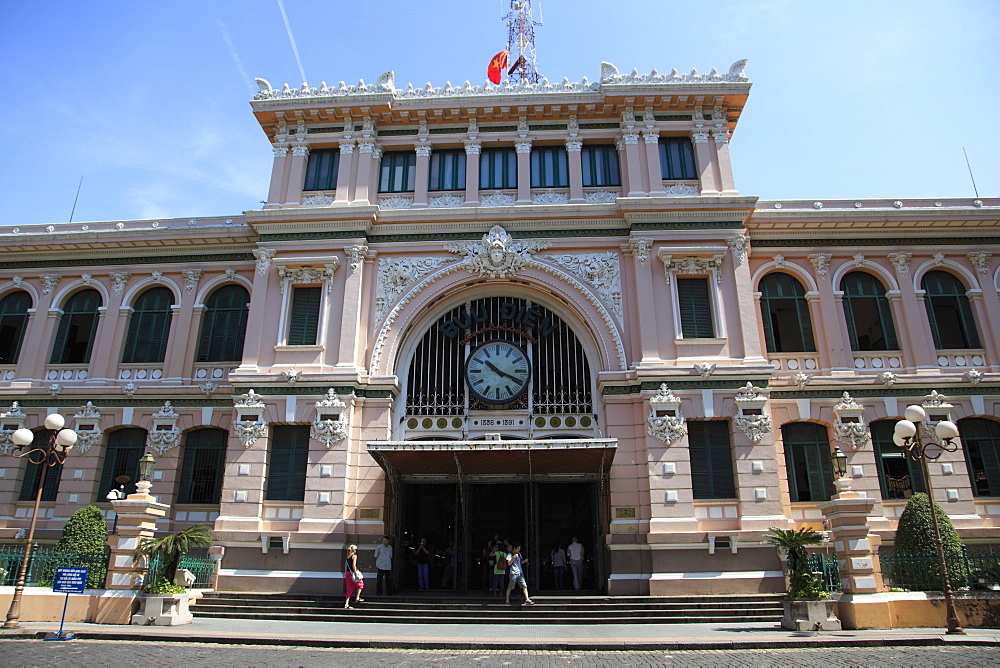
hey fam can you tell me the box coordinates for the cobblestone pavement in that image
[0,641,999,667]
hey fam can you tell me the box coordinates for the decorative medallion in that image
[0,402,28,455]
[346,245,368,273]
[72,402,103,454]
[832,392,870,450]
[628,238,653,266]
[310,389,349,448]
[809,253,831,279]
[733,382,772,443]
[538,252,621,318]
[446,225,550,279]
[147,401,181,455]
[232,389,268,449]
[182,269,202,293]
[727,235,748,266]
[694,362,716,378]
[110,272,131,296]
[253,248,276,276]
[646,384,687,444]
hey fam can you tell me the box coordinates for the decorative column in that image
[92,273,129,383]
[463,140,481,205]
[102,485,168,622]
[265,144,290,208]
[889,254,938,371]
[565,139,584,202]
[15,278,57,381]
[235,258,273,374]
[162,279,197,383]
[336,246,367,368]
[712,129,738,196]
[515,139,532,204]
[967,252,1000,365]
[642,130,664,195]
[412,144,431,207]
[621,130,644,196]
[691,131,719,195]
[281,144,310,207]
[732,383,787,530]
[730,238,767,364]
[352,140,375,205]
[333,141,355,205]
[629,238,661,364]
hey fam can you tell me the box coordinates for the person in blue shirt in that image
[504,543,534,606]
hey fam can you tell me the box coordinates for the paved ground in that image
[0,640,999,666]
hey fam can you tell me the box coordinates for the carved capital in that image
[415,144,433,158]
[272,144,290,158]
[564,139,583,152]
[291,144,310,158]
[809,253,831,278]
[628,238,653,266]
[253,248,276,276]
[515,139,533,154]
[887,252,912,278]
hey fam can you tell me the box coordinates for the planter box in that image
[781,598,841,631]
[131,593,192,626]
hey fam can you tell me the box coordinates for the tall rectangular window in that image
[689,421,736,499]
[378,151,416,193]
[581,145,621,187]
[266,425,310,501]
[480,148,517,189]
[871,420,924,500]
[287,287,321,346]
[429,149,467,191]
[178,429,227,504]
[677,278,715,338]
[782,423,834,502]
[303,149,340,191]
[658,137,697,180]
[530,146,568,187]
[98,428,145,500]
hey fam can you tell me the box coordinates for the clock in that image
[465,340,530,404]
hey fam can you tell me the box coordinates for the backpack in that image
[495,550,508,571]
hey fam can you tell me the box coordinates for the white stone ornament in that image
[346,245,368,272]
[920,391,953,447]
[662,254,724,285]
[182,269,202,293]
[281,369,301,383]
[629,238,653,265]
[446,225,550,279]
[199,382,218,396]
[278,261,339,294]
[809,253,831,279]
[301,194,335,206]
[968,252,992,275]
[964,369,984,384]
[232,389,267,449]
[429,194,464,208]
[833,392,870,450]
[48,384,63,397]
[72,402,103,454]
[646,384,687,444]
[793,373,812,388]
[532,190,568,204]
[727,235,748,266]
[120,382,136,396]
[694,363,716,378]
[584,190,617,204]
[887,253,912,278]
[481,191,516,207]
[877,371,898,386]
[538,252,622,318]
[41,274,62,296]
[375,257,449,323]
[0,402,28,455]
[147,401,181,454]
[663,183,699,196]
[733,382,772,443]
[110,272,131,296]
[253,248,277,275]
[380,196,412,209]
[310,389,349,448]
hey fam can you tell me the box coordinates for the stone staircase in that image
[192,592,784,625]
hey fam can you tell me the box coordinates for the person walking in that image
[504,543,534,606]
[374,535,393,596]
[414,537,431,590]
[343,544,364,609]
[567,536,585,591]
[551,543,567,590]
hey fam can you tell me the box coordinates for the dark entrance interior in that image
[396,480,599,593]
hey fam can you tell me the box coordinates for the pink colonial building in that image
[1,59,998,596]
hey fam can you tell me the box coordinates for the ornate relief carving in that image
[375,257,450,324]
[429,194,464,208]
[346,244,368,272]
[727,235,748,266]
[646,384,687,444]
[921,391,952,447]
[199,382,218,396]
[110,272,131,296]
[628,238,653,265]
[151,271,163,283]
[72,402,103,454]
[539,252,622,318]
[481,191,516,206]
[794,373,812,388]
[302,194,334,206]
[414,144,433,158]
[564,139,583,152]
[662,254,724,285]
[379,196,413,210]
[120,382,136,396]
[253,248,276,276]
[809,253,831,278]
[877,371,898,386]
[232,389,267,449]
[515,138,532,153]
[968,252,992,275]
[533,190,568,204]
[933,252,946,267]
[663,183,699,196]
[147,401,181,455]
[446,225,550,279]
[310,389,349,448]
[711,130,730,145]
[773,254,785,269]
[887,253,911,278]
[0,402,27,455]
[281,369,301,383]
[585,190,618,203]
[41,274,62,296]
[964,369,984,384]
[278,262,339,294]
[833,392,870,450]
[853,253,866,268]
[182,269,202,293]
[694,362,716,378]
[733,382,772,444]
[690,131,710,143]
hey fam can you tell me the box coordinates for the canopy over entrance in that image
[367,439,617,482]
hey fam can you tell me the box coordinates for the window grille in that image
[871,420,925,500]
[197,285,249,363]
[266,425,309,501]
[689,421,735,499]
[960,417,1000,497]
[98,428,145,500]
[178,428,227,504]
[782,422,834,502]
[287,286,321,346]
[677,277,715,338]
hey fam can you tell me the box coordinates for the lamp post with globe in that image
[3,414,77,629]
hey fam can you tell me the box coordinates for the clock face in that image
[465,340,530,405]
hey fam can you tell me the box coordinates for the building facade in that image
[1,60,998,595]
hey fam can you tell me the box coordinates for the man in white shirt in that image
[374,535,393,596]
[567,537,584,591]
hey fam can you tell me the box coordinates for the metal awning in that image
[367,439,617,483]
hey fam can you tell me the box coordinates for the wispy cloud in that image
[217,19,256,97]
[277,0,308,86]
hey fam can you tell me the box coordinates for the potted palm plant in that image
[764,527,841,631]
[131,523,211,626]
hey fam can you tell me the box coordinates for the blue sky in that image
[1,0,997,226]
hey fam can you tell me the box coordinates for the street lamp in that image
[830,446,848,479]
[893,402,965,635]
[3,413,77,629]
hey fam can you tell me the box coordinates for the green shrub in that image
[764,527,830,600]
[892,492,969,590]
[142,579,186,595]
[55,505,109,588]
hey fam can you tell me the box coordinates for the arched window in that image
[197,285,249,363]
[178,428,227,504]
[98,428,146,500]
[50,289,102,364]
[960,418,1000,497]
[759,273,816,353]
[781,422,834,502]
[922,271,981,349]
[841,272,898,351]
[871,419,924,500]
[0,290,31,365]
[19,430,63,502]
[121,287,174,364]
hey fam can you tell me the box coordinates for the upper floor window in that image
[689,421,735,499]
[19,430,63,502]
[0,290,31,365]
[197,284,249,363]
[287,286,321,346]
[121,287,174,364]
[581,145,621,187]
[178,428,227,504]
[871,419,924,500]
[480,147,517,190]
[530,146,568,188]
[50,288,102,364]
[960,417,1000,497]
[841,271,898,351]
[922,270,981,349]
[303,149,340,191]
[266,425,310,501]
[676,277,715,338]
[378,151,416,193]
[759,273,816,353]
[658,137,697,180]
[781,422,834,502]
[98,427,145,500]
[429,149,466,191]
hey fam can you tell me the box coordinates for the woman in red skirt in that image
[344,544,364,609]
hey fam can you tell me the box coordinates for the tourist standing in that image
[504,544,534,606]
[343,544,364,609]
[415,537,431,590]
[374,535,393,596]
[551,543,567,590]
[491,541,507,595]
[567,537,585,590]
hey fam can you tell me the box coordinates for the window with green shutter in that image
[922,270,981,349]
[0,290,31,365]
[429,149,466,191]
[871,419,924,500]
[676,277,715,338]
[581,145,621,187]
[287,286,321,345]
[781,422,834,502]
[759,273,816,353]
[121,287,174,363]
[378,151,416,193]
[688,421,736,499]
[841,272,898,351]
[530,146,568,188]
[98,428,146,501]
[50,288,102,364]
[960,417,1000,497]
[480,147,517,189]
[303,149,340,191]
[266,425,310,501]
[19,430,63,502]
[658,137,697,180]
[197,285,249,363]
[178,428,227,504]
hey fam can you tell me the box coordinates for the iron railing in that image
[146,553,215,588]
[880,546,1000,591]
[0,544,109,589]
[808,552,841,593]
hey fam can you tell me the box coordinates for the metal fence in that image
[808,552,841,593]
[146,553,215,588]
[0,544,109,589]
[880,547,1000,592]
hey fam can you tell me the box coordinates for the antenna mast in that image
[503,0,541,84]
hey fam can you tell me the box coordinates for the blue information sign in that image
[53,567,88,594]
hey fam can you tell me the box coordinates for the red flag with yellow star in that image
[487,50,509,84]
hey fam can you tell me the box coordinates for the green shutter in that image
[961,418,1000,497]
[689,421,735,499]
[267,425,309,501]
[287,287,321,345]
[197,285,249,362]
[677,278,714,338]
[50,289,102,364]
[782,423,832,502]
[179,428,227,503]
[122,287,173,363]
